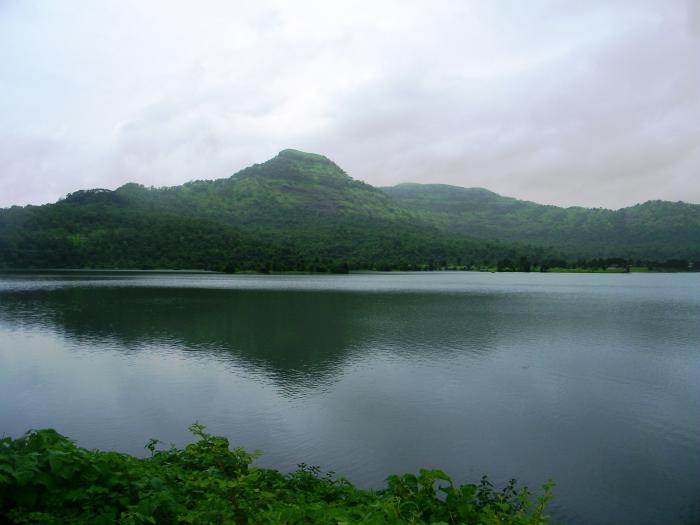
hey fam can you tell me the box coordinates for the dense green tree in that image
[1,149,697,271]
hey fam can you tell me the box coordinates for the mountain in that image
[0,150,514,271]
[0,149,698,271]
[382,183,700,261]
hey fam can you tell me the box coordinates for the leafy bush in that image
[0,424,555,524]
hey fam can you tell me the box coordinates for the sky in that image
[1,0,699,209]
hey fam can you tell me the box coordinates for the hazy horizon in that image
[3,147,698,212]
[2,1,699,209]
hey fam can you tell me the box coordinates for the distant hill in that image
[382,183,700,261]
[0,150,515,271]
[1,149,698,271]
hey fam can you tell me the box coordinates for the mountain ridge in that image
[1,149,699,270]
[381,181,700,259]
[383,181,696,212]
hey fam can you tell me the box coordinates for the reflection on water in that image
[1,272,699,525]
[0,285,514,390]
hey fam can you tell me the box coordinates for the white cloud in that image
[0,0,698,208]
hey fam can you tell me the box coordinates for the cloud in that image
[688,0,700,35]
[0,0,698,208]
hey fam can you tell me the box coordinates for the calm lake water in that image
[1,271,698,524]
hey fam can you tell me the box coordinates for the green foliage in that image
[382,184,700,261]
[0,151,545,272]
[1,149,696,271]
[0,426,556,524]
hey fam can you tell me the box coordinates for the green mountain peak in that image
[1,150,699,271]
[276,149,329,161]
[234,148,351,186]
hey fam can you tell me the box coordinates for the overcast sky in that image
[1,1,698,209]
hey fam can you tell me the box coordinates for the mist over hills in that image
[1,149,698,271]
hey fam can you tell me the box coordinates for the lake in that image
[0,271,698,524]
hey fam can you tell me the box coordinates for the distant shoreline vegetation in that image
[0,424,556,524]
[0,257,697,275]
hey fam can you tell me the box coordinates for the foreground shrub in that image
[0,423,554,524]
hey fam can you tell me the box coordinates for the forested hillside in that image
[1,149,697,271]
[382,183,700,261]
[0,150,531,271]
